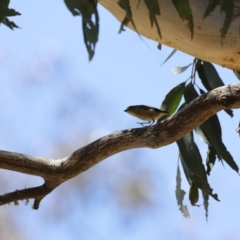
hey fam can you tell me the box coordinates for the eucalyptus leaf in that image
[118,0,138,33]
[202,190,209,220]
[203,0,220,19]
[161,82,185,114]
[1,17,19,30]
[201,62,233,117]
[189,183,199,206]
[160,49,177,67]
[175,163,186,207]
[171,0,194,38]
[184,82,238,173]
[203,62,224,89]
[0,4,20,17]
[143,0,161,38]
[206,146,217,175]
[177,131,219,202]
[233,70,240,81]
[220,0,234,40]
[64,0,99,61]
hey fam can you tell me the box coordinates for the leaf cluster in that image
[0,0,20,30]
[3,1,237,60]
[160,57,240,219]
[62,0,236,59]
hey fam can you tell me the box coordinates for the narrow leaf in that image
[118,0,138,33]
[233,70,240,81]
[184,83,239,173]
[1,17,19,30]
[175,161,190,218]
[143,0,161,38]
[203,61,224,89]
[202,62,233,117]
[0,4,20,17]
[177,132,219,202]
[175,163,186,207]
[206,146,217,175]
[203,0,220,18]
[177,131,205,177]
[197,63,212,91]
[64,0,99,61]
[189,183,199,206]
[220,0,234,40]
[160,49,177,66]
[171,0,194,38]
[202,190,209,220]
[161,82,185,114]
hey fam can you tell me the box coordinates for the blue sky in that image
[0,1,240,240]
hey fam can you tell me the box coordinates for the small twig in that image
[0,183,55,209]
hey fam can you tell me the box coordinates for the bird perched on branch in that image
[124,105,168,126]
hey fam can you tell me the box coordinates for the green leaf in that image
[1,17,19,30]
[220,0,234,40]
[118,0,138,33]
[177,131,219,202]
[175,163,190,218]
[203,62,224,89]
[175,163,186,207]
[184,82,238,173]
[177,131,205,177]
[160,49,177,67]
[233,70,240,80]
[0,4,20,17]
[202,119,238,172]
[143,0,161,38]
[206,146,217,175]
[201,190,209,220]
[64,0,99,61]
[183,82,198,103]
[201,61,233,117]
[171,0,194,38]
[161,82,185,114]
[203,0,220,18]
[203,0,234,41]
[199,88,205,95]
[0,1,20,28]
[189,183,199,206]
[197,63,212,91]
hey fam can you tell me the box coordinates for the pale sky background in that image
[1,1,240,240]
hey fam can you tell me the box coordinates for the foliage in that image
[64,0,99,60]
[3,1,236,60]
[0,0,20,29]
[160,57,239,219]
[65,0,235,59]
[2,0,239,219]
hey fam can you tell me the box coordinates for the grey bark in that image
[0,83,240,209]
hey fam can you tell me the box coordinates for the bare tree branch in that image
[0,83,240,208]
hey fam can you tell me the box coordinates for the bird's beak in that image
[124,109,127,112]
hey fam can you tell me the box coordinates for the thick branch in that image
[99,0,240,70]
[1,83,240,208]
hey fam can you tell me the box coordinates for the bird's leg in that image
[149,120,155,126]
[138,120,155,126]
[137,121,151,126]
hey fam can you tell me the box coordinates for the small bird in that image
[124,105,168,126]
